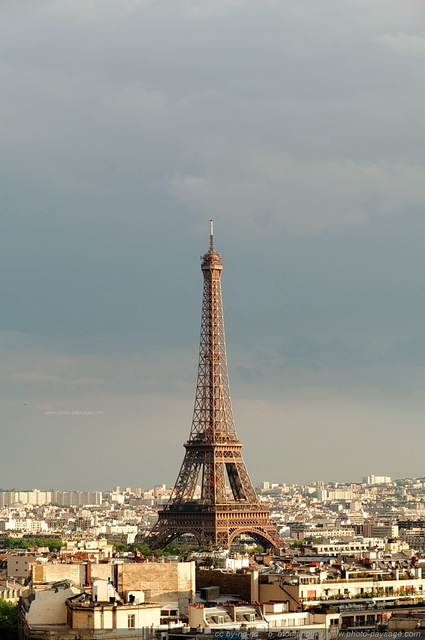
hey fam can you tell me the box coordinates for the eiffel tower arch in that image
[146,222,283,550]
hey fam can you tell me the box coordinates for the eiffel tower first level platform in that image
[150,503,283,550]
[146,221,284,550]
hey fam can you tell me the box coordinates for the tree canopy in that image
[0,601,18,640]
[2,537,62,551]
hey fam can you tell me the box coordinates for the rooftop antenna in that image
[209,218,214,251]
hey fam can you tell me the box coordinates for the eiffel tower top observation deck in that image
[146,222,283,549]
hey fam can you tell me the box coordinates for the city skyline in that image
[2,1,425,489]
[0,474,417,496]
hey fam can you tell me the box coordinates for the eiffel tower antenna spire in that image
[146,226,283,550]
[209,218,214,251]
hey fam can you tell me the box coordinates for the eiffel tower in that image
[147,222,283,550]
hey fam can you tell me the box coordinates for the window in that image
[128,614,136,629]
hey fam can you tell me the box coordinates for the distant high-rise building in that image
[363,475,392,485]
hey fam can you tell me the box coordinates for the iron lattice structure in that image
[147,225,283,550]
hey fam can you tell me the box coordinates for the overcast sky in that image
[2,0,425,491]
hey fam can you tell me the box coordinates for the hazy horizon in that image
[0,473,413,493]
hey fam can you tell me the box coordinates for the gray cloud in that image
[1,0,425,488]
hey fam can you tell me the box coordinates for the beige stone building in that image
[19,578,161,640]
[115,562,196,617]
[188,602,336,632]
[7,554,37,580]
[19,560,196,639]
[66,596,160,634]
[0,578,29,603]
[259,573,425,611]
[31,560,195,618]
